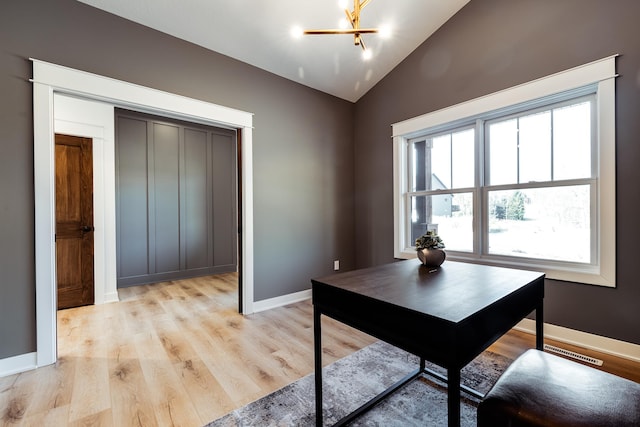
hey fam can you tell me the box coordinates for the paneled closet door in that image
[116,109,237,287]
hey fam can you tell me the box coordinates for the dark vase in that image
[417,248,446,268]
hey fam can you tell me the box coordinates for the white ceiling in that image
[76,0,470,102]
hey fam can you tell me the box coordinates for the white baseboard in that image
[102,292,120,304]
[515,319,640,363]
[252,289,312,313]
[0,352,37,378]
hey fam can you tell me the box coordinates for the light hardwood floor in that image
[1,273,638,426]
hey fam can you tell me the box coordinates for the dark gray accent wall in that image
[354,0,640,345]
[0,0,355,359]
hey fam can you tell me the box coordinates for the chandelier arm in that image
[303,29,378,35]
[344,8,354,26]
[353,0,360,30]
[359,0,373,11]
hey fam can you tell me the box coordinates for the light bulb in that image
[379,25,392,39]
[290,26,303,39]
[362,49,372,60]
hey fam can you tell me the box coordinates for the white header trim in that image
[393,54,618,137]
[31,59,252,129]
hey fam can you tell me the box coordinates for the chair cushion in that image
[477,349,640,427]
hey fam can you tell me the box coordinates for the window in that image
[393,56,617,287]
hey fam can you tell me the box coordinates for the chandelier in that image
[302,0,380,57]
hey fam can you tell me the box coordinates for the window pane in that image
[554,101,591,180]
[451,129,474,188]
[488,119,518,185]
[488,185,591,263]
[411,193,473,252]
[432,134,452,188]
[411,128,474,192]
[519,111,551,183]
[488,99,593,186]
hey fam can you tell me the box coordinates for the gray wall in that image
[354,0,640,345]
[0,0,355,359]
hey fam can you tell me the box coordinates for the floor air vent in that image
[544,344,603,366]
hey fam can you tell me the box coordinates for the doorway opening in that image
[114,109,239,288]
[33,59,255,368]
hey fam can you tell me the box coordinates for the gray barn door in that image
[116,109,237,287]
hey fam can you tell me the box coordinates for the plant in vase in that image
[415,230,446,267]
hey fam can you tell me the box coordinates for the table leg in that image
[314,307,323,427]
[536,300,544,350]
[447,367,461,427]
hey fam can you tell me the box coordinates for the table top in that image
[312,260,544,324]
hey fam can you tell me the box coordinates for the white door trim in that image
[32,59,255,367]
[54,94,118,306]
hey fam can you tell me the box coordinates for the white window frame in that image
[392,55,617,287]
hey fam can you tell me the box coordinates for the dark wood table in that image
[312,260,544,427]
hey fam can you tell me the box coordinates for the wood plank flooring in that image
[1,273,638,426]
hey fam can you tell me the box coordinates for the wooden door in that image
[55,134,94,309]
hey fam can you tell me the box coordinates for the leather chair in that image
[477,349,640,426]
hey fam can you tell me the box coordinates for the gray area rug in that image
[206,341,512,426]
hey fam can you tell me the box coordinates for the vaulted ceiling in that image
[77,0,470,102]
